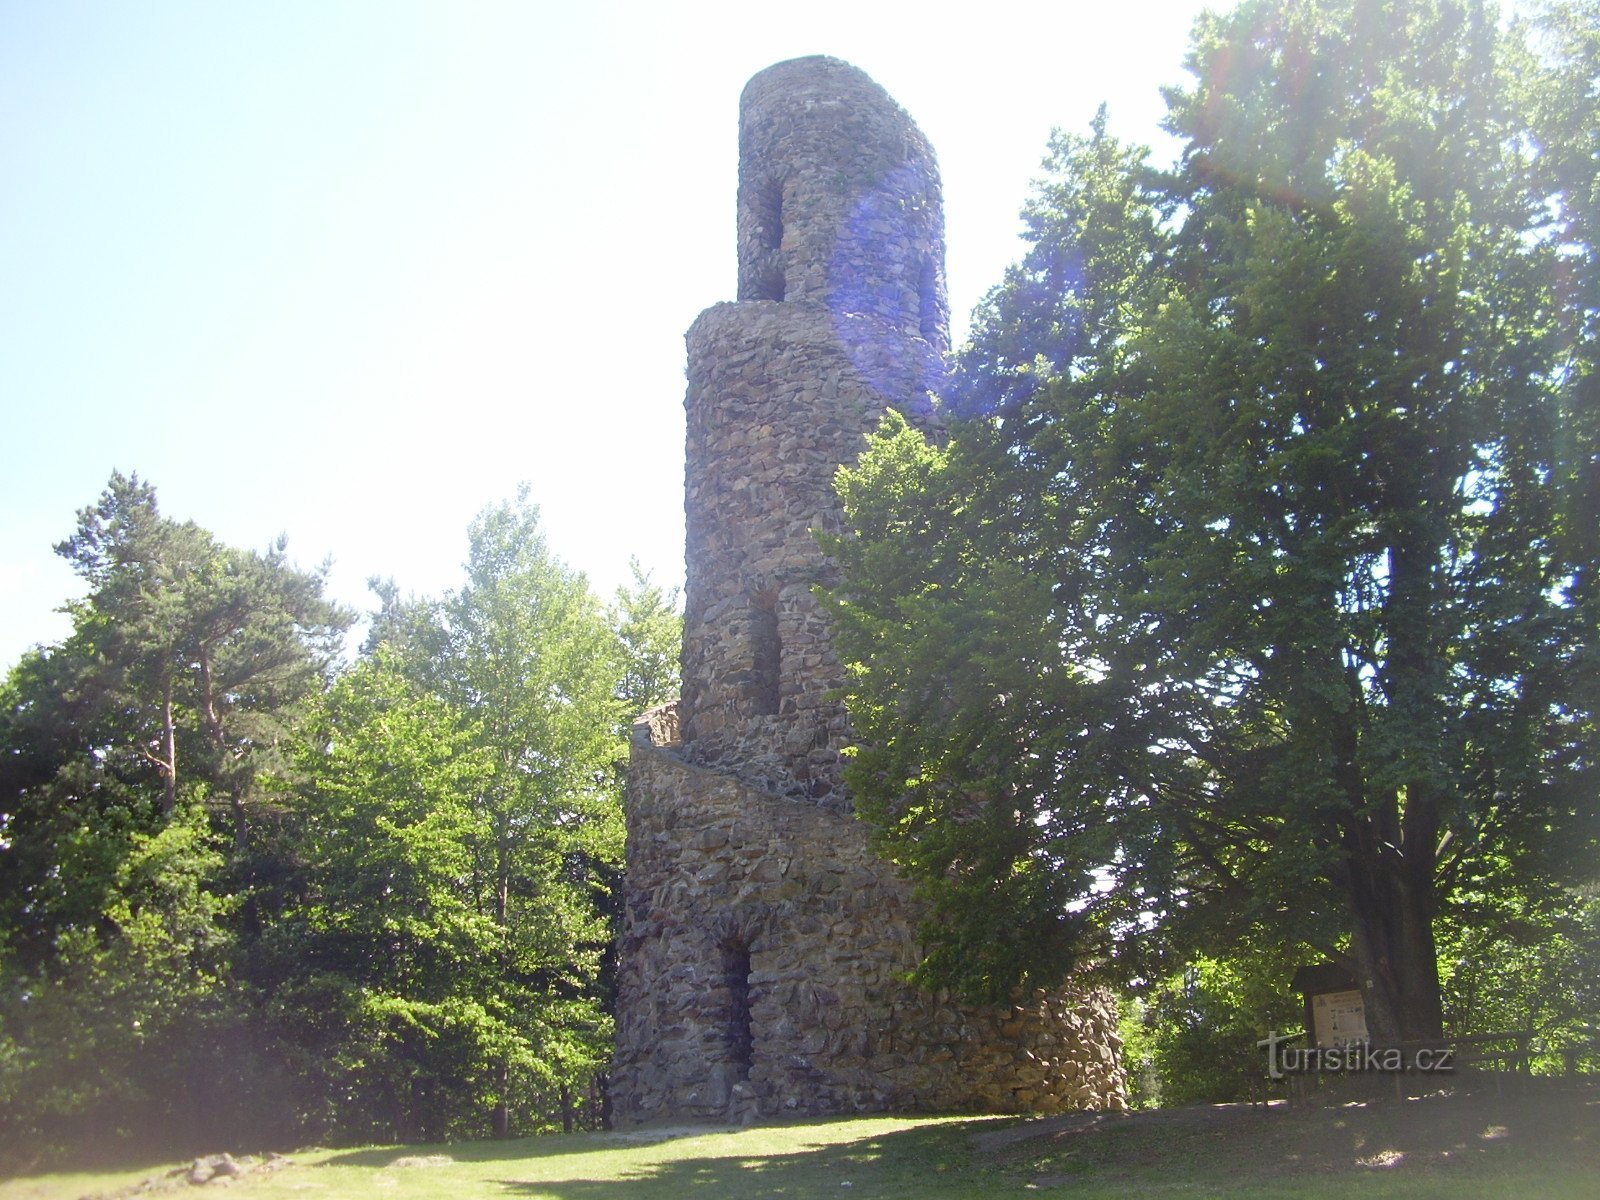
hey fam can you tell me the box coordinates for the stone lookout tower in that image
[609,56,1125,1125]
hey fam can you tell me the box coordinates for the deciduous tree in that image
[610,558,683,720]
[825,0,1596,1045]
[309,492,625,1138]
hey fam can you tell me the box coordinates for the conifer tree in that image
[0,473,349,1160]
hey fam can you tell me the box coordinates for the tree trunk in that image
[197,644,251,853]
[230,789,250,855]
[160,681,178,814]
[1344,472,1446,1044]
[1345,847,1444,1043]
[492,1059,511,1139]
[491,838,513,1139]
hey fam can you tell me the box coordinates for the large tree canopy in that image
[266,491,628,1142]
[0,474,351,1157]
[825,0,1597,1044]
[1,477,665,1157]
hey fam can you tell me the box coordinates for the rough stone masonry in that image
[608,55,1126,1126]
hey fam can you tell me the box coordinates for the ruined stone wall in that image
[609,55,1127,1127]
[679,302,938,803]
[735,56,949,353]
[679,56,946,803]
[610,709,1126,1125]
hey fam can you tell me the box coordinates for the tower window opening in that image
[756,176,783,250]
[720,938,754,1077]
[752,177,785,300]
[750,592,781,717]
[918,252,941,343]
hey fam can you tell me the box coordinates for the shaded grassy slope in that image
[3,1085,1595,1200]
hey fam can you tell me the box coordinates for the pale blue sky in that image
[1,0,1224,667]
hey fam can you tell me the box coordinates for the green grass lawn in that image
[3,1085,1595,1199]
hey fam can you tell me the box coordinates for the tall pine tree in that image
[0,473,349,1162]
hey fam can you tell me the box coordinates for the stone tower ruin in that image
[608,55,1126,1126]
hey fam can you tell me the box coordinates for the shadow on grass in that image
[316,1138,627,1169]
[999,1082,1600,1189]
[311,1082,1600,1197]
[483,1120,986,1199]
[315,1115,994,1165]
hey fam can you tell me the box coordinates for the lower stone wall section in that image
[609,711,1126,1125]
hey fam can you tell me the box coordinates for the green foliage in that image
[1532,0,1600,825]
[264,657,505,1142]
[610,558,683,719]
[1122,955,1304,1108]
[955,105,1165,418]
[266,491,626,1142]
[825,0,1597,1050]
[52,472,349,831]
[433,494,625,1132]
[2,474,674,1155]
[1438,878,1600,1068]
[0,473,350,1165]
[0,801,234,1156]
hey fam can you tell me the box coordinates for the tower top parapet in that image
[735,55,948,355]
